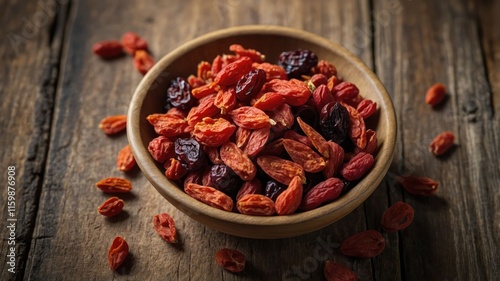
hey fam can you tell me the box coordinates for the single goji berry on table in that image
[381,201,415,232]
[340,230,385,258]
[96,178,132,193]
[396,175,439,196]
[153,213,178,243]
[108,236,129,270]
[429,131,455,156]
[215,248,246,273]
[121,31,148,55]
[300,177,344,211]
[92,41,124,59]
[275,176,303,215]
[133,50,154,75]
[185,183,234,211]
[117,144,136,171]
[237,194,276,216]
[99,115,127,135]
[97,197,124,217]
[425,83,446,106]
[324,260,357,281]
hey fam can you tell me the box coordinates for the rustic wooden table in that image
[1,0,499,280]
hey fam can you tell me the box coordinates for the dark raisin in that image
[293,104,318,132]
[208,164,242,196]
[235,69,266,102]
[320,102,350,144]
[278,49,318,79]
[167,77,195,110]
[264,180,286,201]
[174,138,206,171]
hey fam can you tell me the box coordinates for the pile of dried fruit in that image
[147,44,379,215]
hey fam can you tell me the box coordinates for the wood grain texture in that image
[0,0,69,280]
[374,0,500,281]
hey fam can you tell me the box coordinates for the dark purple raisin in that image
[174,138,206,171]
[235,69,266,102]
[208,164,242,196]
[320,102,350,144]
[264,180,286,201]
[278,49,318,79]
[167,77,195,110]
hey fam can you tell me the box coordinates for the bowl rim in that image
[128,25,397,229]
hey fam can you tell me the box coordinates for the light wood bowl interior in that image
[128,25,396,239]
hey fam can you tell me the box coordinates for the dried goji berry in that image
[213,57,253,86]
[166,107,188,119]
[397,175,439,196]
[117,144,136,171]
[341,102,367,149]
[96,178,132,193]
[275,176,303,215]
[324,260,357,281]
[97,197,124,217]
[243,128,270,157]
[283,130,313,148]
[204,145,223,165]
[183,170,203,190]
[219,142,256,181]
[187,75,206,89]
[381,201,415,232]
[133,50,154,75]
[356,99,377,119]
[164,158,188,180]
[252,92,285,111]
[429,131,455,156]
[92,41,124,59]
[312,60,337,78]
[187,94,221,126]
[153,213,178,243]
[296,117,330,158]
[121,31,148,55]
[214,88,237,114]
[256,155,306,185]
[326,75,338,92]
[99,115,127,135]
[263,79,311,106]
[235,127,252,148]
[340,152,375,181]
[211,55,223,77]
[236,194,276,216]
[267,104,294,132]
[340,230,385,258]
[197,61,212,82]
[229,106,273,129]
[312,84,335,112]
[259,138,285,156]
[425,83,446,106]
[148,136,175,163]
[185,183,233,211]
[253,62,288,81]
[230,44,265,63]
[333,82,359,101]
[191,83,218,99]
[300,177,343,211]
[283,139,326,173]
[215,248,246,273]
[108,236,128,270]
[192,117,236,147]
[309,73,328,88]
[355,129,377,155]
[322,141,345,179]
[147,113,188,137]
[236,178,263,201]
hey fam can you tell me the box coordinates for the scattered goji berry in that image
[96,178,132,193]
[97,197,124,217]
[381,201,415,232]
[108,236,128,270]
[117,144,136,171]
[215,248,246,273]
[425,83,446,106]
[340,230,385,258]
[153,213,178,243]
[99,115,127,135]
[397,175,439,196]
[92,41,123,59]
[429,131,455,156]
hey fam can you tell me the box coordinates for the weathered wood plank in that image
[0,1,69,280]
[25,0,376,280]
[374,0,500,280]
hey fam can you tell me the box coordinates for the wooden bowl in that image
[128,25,396,239]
